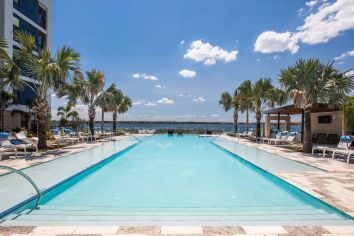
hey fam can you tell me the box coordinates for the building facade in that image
[0,0,52,131]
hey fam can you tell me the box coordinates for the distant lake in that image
[53,121,301,132]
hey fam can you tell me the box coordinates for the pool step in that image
[1,205,353,226]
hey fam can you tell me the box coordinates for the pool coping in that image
[1,225,354,235]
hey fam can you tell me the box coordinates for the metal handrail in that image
[210,133,224,142]
[128,134,142,143]
[0,165,42,209]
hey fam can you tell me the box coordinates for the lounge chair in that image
[15,131,38,144]
[240,131,253,138]
[0,146,17,160]
[266,131,294,146]
[54,135,79,146]
[1,139,38,156]
[312,135,354,162]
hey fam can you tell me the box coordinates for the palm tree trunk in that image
[35,98,48,149]
[101,108,104,131]
[303,110,312,153]
[0,106,4,131]
[255,111,262,137]
[112,111,117,131]
[88,105,96,135]
[233,110,238,132]
[246,109,249,131]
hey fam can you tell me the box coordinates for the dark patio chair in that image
[327,133,339,144]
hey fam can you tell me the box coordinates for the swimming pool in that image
[1,135,353,226]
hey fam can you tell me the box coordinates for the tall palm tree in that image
[1,32,80,148]
[57,104,77,127]
[69,110,81,130]
[98,83,119,131]
[61,69,117,135]
[113,96,132,131]
[279,59,354,152]
[248,78,286,138]
[219,90,240,132]
[238,80,253,131]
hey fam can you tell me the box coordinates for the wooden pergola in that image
[263,104,339,142]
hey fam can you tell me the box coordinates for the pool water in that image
[2,135,353,226]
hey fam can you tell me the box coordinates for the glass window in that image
[13,0,19,5]
[13,16,20,28]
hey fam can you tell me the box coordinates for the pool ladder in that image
[0,165,42,209]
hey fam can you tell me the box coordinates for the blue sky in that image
[51,0,354,122]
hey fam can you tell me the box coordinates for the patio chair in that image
[0,146,17,160]
[312,135,354,161]
[327,133,339,144]
[54,135,79,146]
[15,131,38,144]
[1,139,38,156]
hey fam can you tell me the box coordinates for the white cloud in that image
[273,54,279,59]
[255,0,354,54]
[178,94,183,97]
[210,114,220,117]
[345,70,354,76]
[145,102,156,106]
[184,40,238,65]
[256,58,261,62]
[306,0,318,7]
[155,84,166,89]
[193,96,206,102]
[180,40,185,45]
[334,50,354,60]
[157,97,175,104]
[179,69,196,78]
[132,73,158,81]
[132,100,143,105]
[254,31,299,54]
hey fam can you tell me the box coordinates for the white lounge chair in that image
[0,146,17,160]
[54,135,79,146]
[312,135,354,163]
[1,140,38,156]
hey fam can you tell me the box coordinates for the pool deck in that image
[220,135,354,219]
[1,225,354,235]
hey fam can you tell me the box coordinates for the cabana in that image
[263,104,350,143]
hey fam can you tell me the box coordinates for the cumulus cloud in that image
[145,102,156,106]
[184,40,238,65]
[180,40,185,45]
[193,96,206,102]
[178,94,183,97]
[157,97,175,104]
[132,73,158,81]
[210,114,220,117]
[254,31,299,54]
[132,100,143,105]
[155,84,166,89]
[255,0,354,54]
[334,50,354,60]
[179,69,196,78]
[306,0,318,7]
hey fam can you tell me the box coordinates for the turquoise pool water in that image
[2,135,353,226]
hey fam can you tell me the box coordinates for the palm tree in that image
[219,90,240,132]
[279,59,354,153]
[248,78,286,138]
[57,104,76,127]
[69,111,81,130]
[238,80,253,131]
[61,69,117,135]
[98,84,118,131]
[1,32,80,148]
[113,96,132,131]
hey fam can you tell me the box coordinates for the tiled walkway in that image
[1,225,354,235]
[219,135,354,218]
